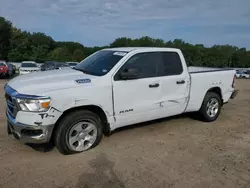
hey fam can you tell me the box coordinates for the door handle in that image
[176,80,185,84]
[149,83,159,88]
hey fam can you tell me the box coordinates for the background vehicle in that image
[40,64,45,71]
[55,62,70,69]
[235,70,250,78]
[67,62,78,68]
[0,61,13,78]
[19,61,40,75]
[236,70,241,78]
[41,61,55,71]
[9,64,16,75]
[239,70,250,78]
[41,62,69,71]
[0,61,8,77]
[5,47,237,155]
[6,63,14,76]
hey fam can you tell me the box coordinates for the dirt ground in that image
[0,79,249,188]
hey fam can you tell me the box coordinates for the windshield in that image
[74,50,127,76]
[21,63,37,67]
[69,63,77,66]
[0,62,6,66]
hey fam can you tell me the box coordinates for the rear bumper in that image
[230,89,238,99]
[7,111,54,144]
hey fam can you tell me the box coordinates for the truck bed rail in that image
[188,66,234,74]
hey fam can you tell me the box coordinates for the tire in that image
[6,72,12,78]
[54,110,103,155]
[6,73,10,78]
[199,92,222,122]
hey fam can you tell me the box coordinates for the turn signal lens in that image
[41,101,51,108]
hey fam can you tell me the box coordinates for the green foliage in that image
[50,47,71,62]
[30,32,55,50]
[7,50,23,62]
[72,49,85,62]
[110,37,133,47]
[84,46,107,57]
[30,45,49,62]
[56,41,84,54]
[0,17,12,59]
[1,17,250,67]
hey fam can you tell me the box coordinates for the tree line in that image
[0,16,250,67]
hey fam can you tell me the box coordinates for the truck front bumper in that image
[7,111,54,144]
[0,72,7,76]
[19,71,31,75]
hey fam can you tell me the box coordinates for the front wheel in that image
[54,110,103,155]
[6,72,12,78]
[199,92,222,122]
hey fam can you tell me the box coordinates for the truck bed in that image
[185,67,235,113]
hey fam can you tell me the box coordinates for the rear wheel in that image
[199,92,222,122]
[54,110,103,155]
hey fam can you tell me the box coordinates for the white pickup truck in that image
[4,47,238,155]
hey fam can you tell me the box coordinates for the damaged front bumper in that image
[7,111,54,144]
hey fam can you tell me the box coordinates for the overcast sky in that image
[1,0,250,48]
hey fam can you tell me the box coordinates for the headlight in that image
[16,98,51,112]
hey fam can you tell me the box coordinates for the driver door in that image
[112,52,163,128]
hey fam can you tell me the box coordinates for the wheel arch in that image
[206,87,223,104]
[198,88,223,122]
[51,105,111,143]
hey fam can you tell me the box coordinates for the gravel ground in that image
[0,79,249,188]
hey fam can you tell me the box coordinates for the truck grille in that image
[5,93,18,118]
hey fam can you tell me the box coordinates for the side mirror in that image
[120,67,140,80]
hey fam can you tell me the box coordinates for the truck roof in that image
[102,47,179,52]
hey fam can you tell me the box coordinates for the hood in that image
[7,68,98,95]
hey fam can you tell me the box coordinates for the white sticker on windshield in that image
[113,52,127,56]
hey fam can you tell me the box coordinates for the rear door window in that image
[159,52,183,76]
